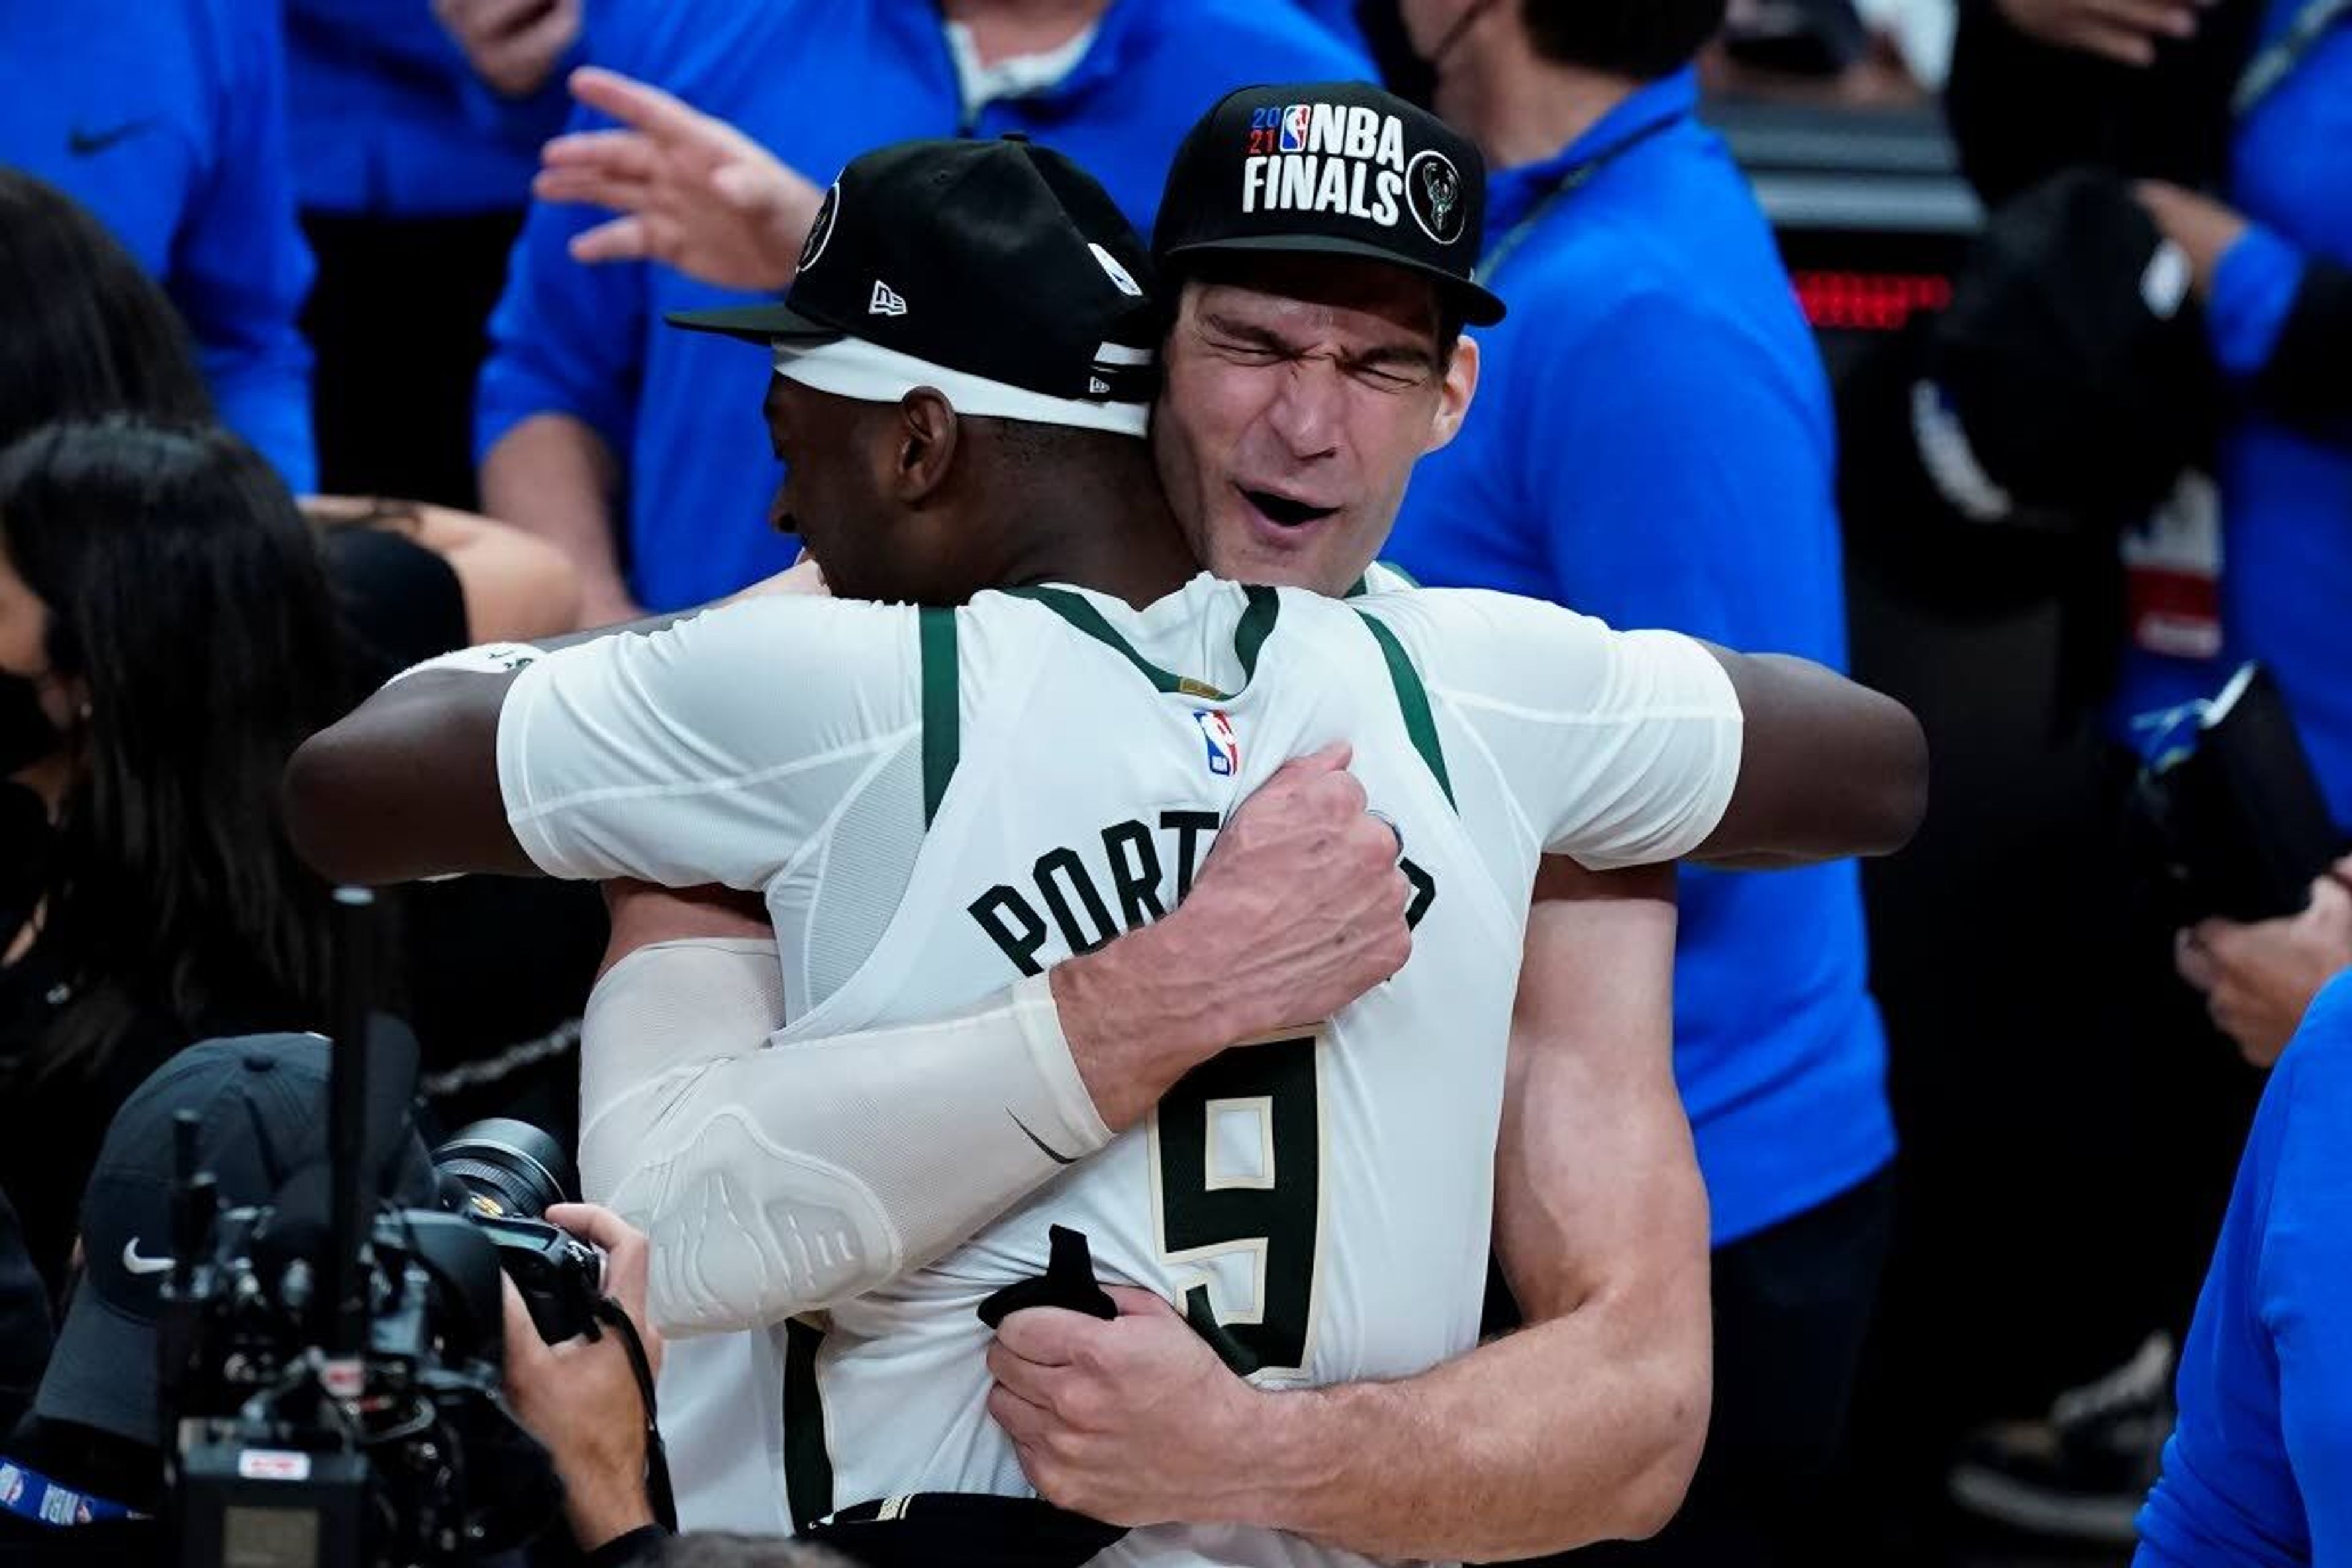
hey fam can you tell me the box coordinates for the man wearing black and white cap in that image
[0,1033,682,1566]
[0,1036,439,1562]
[290,124,1924,1565]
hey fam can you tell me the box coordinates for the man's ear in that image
[1423,334,1479,456]
[895,389,962,504]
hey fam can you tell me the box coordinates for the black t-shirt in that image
[0,1191,51,1438]
[0,925,274,1302]
[0,788,230,1301]
[319,523,472,693]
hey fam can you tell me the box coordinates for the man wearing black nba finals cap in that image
[287,119,1924,1566]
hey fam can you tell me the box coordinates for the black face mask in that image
[0,674,63,777]
[1354,0,1439,107]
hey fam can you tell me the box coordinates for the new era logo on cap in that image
[870,280,908,316]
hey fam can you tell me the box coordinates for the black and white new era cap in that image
[668,137,1161,436]
[1154,81,1505,326]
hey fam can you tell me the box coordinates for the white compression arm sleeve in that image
[578,940,1114,1337]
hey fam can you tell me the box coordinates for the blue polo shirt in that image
[478,0,1368,612]
[1386,69,1894,1246]
[1287,0,1374,54]
[0,0,315,491]
[285,0,552,219]
[2114,1,2352,828]
[2135,971,2352,1567]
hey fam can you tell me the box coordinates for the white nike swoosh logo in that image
[121,1239,173,1276]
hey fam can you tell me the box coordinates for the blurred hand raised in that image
[535,66,821,292]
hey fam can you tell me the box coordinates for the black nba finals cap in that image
[38,1035,436,1444]
[1155,81,1506,326]
[668,137,1161,435]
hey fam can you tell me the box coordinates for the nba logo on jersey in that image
[1194,709,1240,777]
[1278,104,1311,153]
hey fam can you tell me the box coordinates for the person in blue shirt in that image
[475,0,1370,623]
[1936,0,2352,1537]
[0,0,316,494]
[2134,967,2352,1566]
[2122,1,2352,1058]
[1378,2,1895,1559]
[287,0,563,508]
[1290,0,1376,55]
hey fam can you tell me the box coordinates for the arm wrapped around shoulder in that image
[578,943,1110,1335]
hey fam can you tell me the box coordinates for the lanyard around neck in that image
[1477,113,1685,288]
[2234,0,2350,115]
[0,1459,145,1528]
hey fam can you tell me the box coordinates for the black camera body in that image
[432,1117,606,1346]
[165,1202,557,1568]
[165,1093,596,1564]
[162,877,620,1567]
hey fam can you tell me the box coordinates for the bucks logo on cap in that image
[1407,149,1464,245]
[799,181,841,273]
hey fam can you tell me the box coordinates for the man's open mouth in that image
[1240,488,1340,529]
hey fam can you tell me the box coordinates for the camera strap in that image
[590,1295,677,1534]
[0,1459,147,1527]
[1478,112,1683,290]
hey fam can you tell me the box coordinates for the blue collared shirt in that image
[1386,69,1894,1246]
[0,0,315,491]
[477,0,1368,612]
[2134,971,2352,1567]
[285,0,552,219]
[2114,0,2352,827]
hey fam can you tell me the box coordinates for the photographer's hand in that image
[500,1204,667,1552]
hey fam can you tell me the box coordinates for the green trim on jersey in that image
[919,608,959,826]
[783,1318,834,1531]
[1014,585,1280,700]
[1232,586,1279,682]
[1344,560,1422,598]
[1355,611,1456,811]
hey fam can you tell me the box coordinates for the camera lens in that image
[432,1118,576,1221]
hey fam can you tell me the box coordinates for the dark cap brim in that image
[1161,234,1506,327]
[662,298,846,346]
[36,1294,159,1446]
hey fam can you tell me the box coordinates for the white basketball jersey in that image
[498,572,1743,1567]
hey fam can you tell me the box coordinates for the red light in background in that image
[1793,271,1953,332]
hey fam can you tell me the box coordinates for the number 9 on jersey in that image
[1148,1031,1324,1378]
